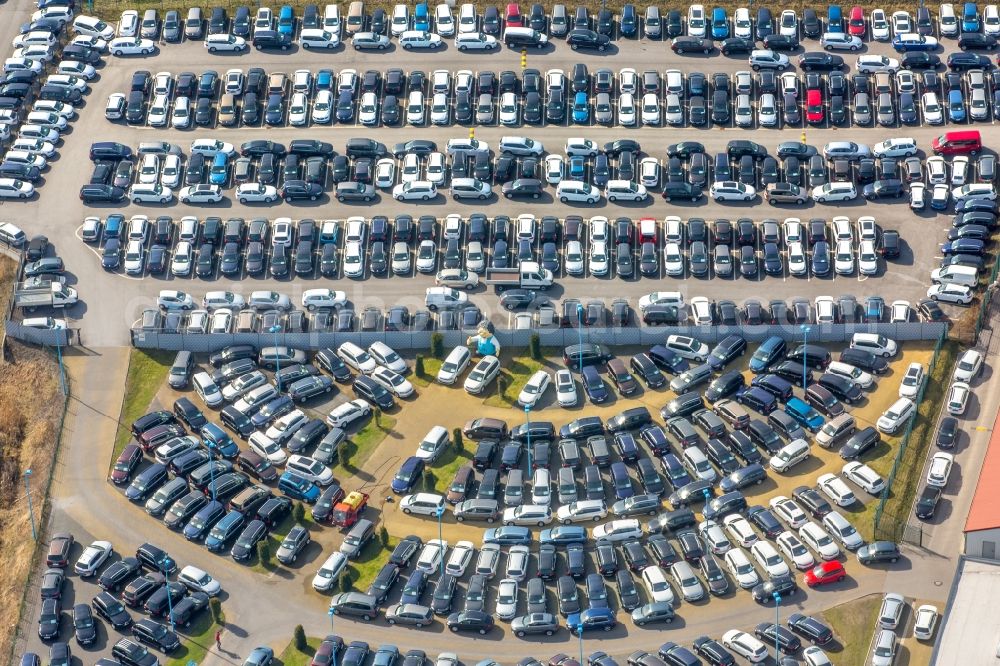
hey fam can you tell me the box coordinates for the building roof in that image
[964,413,1000,533]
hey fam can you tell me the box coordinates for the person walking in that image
[215,629,222,650]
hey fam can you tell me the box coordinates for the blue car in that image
[948,89,966,122]
[963,2,980,31]
[400,570,428,605]
[104,213,124,238]
[582,366,609,404]
[277,5,295,34]
[414,2,430,30]
[539,526,588,545]
[204,509,246,552]
[391,456,425,493]
[892,33,939,51]
[749,336,787,373]
[316,69,334,91]
[567,607,618,635]
[572,91,589,123]
[784,397,825,432]
[827,5,843,32]
[245,647,275,666]
[182,500,225,541]
[711,7,729,38]
[201,423,239,458]
[482,526,532,545]
[570,155,586,179]
[209,152,229,185]
[278,470,321,502]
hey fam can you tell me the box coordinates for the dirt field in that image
[0,342,67,663]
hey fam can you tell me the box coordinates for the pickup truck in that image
[14,281,78,310]
[484,262,554,292]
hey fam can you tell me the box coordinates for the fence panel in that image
[5,321,70,347]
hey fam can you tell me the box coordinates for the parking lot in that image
[22,31,970,345]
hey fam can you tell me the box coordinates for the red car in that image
[806,89,824,124]
[848,6,866,36]
[505,2,523,26]
[110,442,143,485]
[804,561,846,587]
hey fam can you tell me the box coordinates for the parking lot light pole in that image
[163,557,176,632]
[435,504,445,576]
[328,605,334,633]
[208,446,217,501]
[24,469,36,540]
[576,304,584,371]
[799,325,811,389]
[269,324,282,384]
[772,592,781,659]
[524,405,533,472]
[577,623,584,664]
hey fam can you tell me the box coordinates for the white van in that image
[324,4,342,33]
[769,439,811,473]
[556,180,600,204]
[437,345,471,384]
[940,3,959,35]
[459,3,477,33]
[23,317,66,330]
[688,4,707,36]
[930,264,978,287]
[337,341,377,373]
[425,286,468,311]
[531,468,551,505]
[435,4,455,35]
[391,3,409,35]
[670,561,705,601]
[193,371,223,407]
[850,332,898,357]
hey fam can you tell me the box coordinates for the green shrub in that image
[529,334,541,360]
[293,625,307,651]
[431,332,444,359]
[415,354,426,377]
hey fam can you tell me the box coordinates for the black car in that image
[947,52,992,70]
[692,636,737,666]
[567,28,611,50]
[672,36,713,54]
[132,618,180,653]
[751,575,797,604]
[915,485,942,520]
[798,52,844,71]
[787,613,833,645]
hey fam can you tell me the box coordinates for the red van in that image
[848,6,866,35]
[806,89,824,124]
[932,130,982,155]
[505,3,523,27]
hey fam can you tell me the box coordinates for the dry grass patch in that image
[0,342,65,662]
[822,594,883,665]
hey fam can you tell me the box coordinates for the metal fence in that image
[131,321,949,352]
[872,328,947,543]
[4,322,73,348]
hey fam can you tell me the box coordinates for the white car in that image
[952,155,970,186]
[910,182,927,209]
[555,499,608,524]
[429,92,450,125]
[503,504,552,526]
[589,241,609,276]
[12,139,56,157]
[891,10,913,34]
[750,541,790,578]
[640,158,661,188]
[496,578,519,620]
[822,511,864,550]
[288,92,309,126]
[817,473,856,506]
[710,181,755,202]
[927,452,955,488]
[451,178,492,200]
[446,541,475,577]
[178,565,222,596]
[371,366,414,398]
[58,60,97,80]
[889,300,911,323]
[928,283,974,305]
[400,492,446,516]
[190,139,236,157]
[641,566,675,604]
[618,93,637,126]
[415,240,437,273]
[594,519,643,543]
[913,604,939,641]
[821,32,862,50]
[74,541,113,576]
[770,496,808,529]
[313,552,348,591]
[313,90,334,123]
[454,32,498,50]
[369,342,407,374]
[326,399,372,429]
[697,520,732,554]
[5,151,46,171]
[877,397,916,433]
[426,153,446,185]
[518,370,551,408]
[160,154,182,188]
[170,241,193,275]
[0,178,31,200]
[109,36,156,56]
[605,181,647,202]
[266,410,308,444]
[871,9,891,39]
[464,355,501,394]
[545,155,565,184]
[856,55,900,73]
[302,288,347,311]
[872,137,916,157]
[555,369,578,407]
[399,31,444,49]
[799,522,841,561]
[734,7,753,37]
[74,15,116,40]
[205,34,247,52]
[724,548,760,588]
[722,630,768,663]
[834,240,854,275]
[236,183,278,204]
[812,182,857,202]
[787,243,807,275]
[374,159,396,189]
[179,184,223,204]
[129,183,173,204]
[248,432,285,465]
[118,10,139,36]
[722,514,758,548]
[123,240,145,275]
[665,334,708,361]
[170,97,191,128]
[858,240,879,276]
[498,92,518,125]
[920,92,943,124]
[954,349,984,382]
[689,297,714,325]
[776,530,815,570]
[393,181,437,201]
[842,461,886,495]
[415,539,448,574]
[898,362,924,398]
[437,346,471,385]
[138,154,160,184]
[641,93,660,125]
